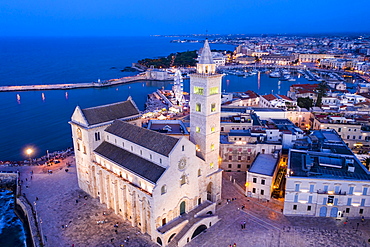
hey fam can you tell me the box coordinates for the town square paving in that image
[1,159,370,247]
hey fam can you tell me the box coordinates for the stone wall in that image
[0,171,43,247]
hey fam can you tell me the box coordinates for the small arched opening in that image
[191,224,207,239]
[168,233,176,243]
[157,237,162,246]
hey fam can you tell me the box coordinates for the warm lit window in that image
[194,86,204,95]
[210,87,218,95]
[196,103,201,112]
[196,127,201,133]
[211,103,216,112]
[198,169,201,177]
[211,144,215,151]
[210,162,214,168]
[211,127,215,132]
[77,128,82,140]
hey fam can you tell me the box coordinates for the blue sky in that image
[1,0,369,36]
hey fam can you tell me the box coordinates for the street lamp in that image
[25,148,33,164]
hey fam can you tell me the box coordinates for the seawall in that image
[0,171,44,247]
[0,74,148,92]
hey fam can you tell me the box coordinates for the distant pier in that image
[0,74,148,92]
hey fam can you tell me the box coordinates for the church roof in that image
[198,39,214,64]
[81,99,140,125]
[95,141,165,183]
[105,120,179,156]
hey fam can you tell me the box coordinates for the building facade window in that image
[161,185,167,195]
[210,162,214,168]
[209,87,218,95]
[361,199,365,207]
[253,178,257,183]
[261,179,265,185]
[95,132,100,141]
[211,144,215,151]
[261,190,264,195]
[237,164,241,168]
[180,175,186,186]
[347,198,352,206]
[349,186,354,195]
[195,103,201,112]
[211,103,216,112]
[309,184,314,193]
[293,205,297,210]
[228,164,232,168]
[363,187,368,196]
[194,86,204,95]
[252,188,256,193]
[198,169,201,177]
[308,195,313,204]
[294,193,298,202]
[211,127,215,132]
[196,127,201,133]
[295,184,300,192]
[307,205,311,211]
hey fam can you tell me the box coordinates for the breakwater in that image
[0,74,148,92]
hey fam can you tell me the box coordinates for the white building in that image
[284,130,370,218]
[70,40,223,247]
[246,153,280,200]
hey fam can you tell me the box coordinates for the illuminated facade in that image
[70,40,223,247]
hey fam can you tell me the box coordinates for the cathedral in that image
[70,40,223,246]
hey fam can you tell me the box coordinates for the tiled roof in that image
[105,120,179,156]
[94,142,165,183]
[277,94,293,101]
[262,94,277,101]
[81,100,140,125]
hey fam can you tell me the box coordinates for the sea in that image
[0,36,312,246]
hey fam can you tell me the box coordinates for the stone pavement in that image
[1,156,156,247]
[186,172,370,247]
[1,162,370,247]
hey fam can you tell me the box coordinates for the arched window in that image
[161,185,167,195]
[77,128,82,140]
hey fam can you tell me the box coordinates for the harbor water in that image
[0,36,310,161]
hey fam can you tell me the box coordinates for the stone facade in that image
[70,40,223,247]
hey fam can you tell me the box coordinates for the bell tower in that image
[190,39,223,202]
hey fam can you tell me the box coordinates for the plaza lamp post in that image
[25,148,33,164]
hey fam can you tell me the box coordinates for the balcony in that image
[316,190,347,195]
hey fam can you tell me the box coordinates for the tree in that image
[315,82,328,107]
[297,97,313,109]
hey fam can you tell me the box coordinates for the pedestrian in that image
[240,221,243,229]
[36,197,39,201]
[111,238,114,242]
[233,243,237,247]
[241,205,245,210]
[243,221,246,229]
[26,178,28,181]
[30,176,32,180]
[76,199,78,204]
[115,229,118,234]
